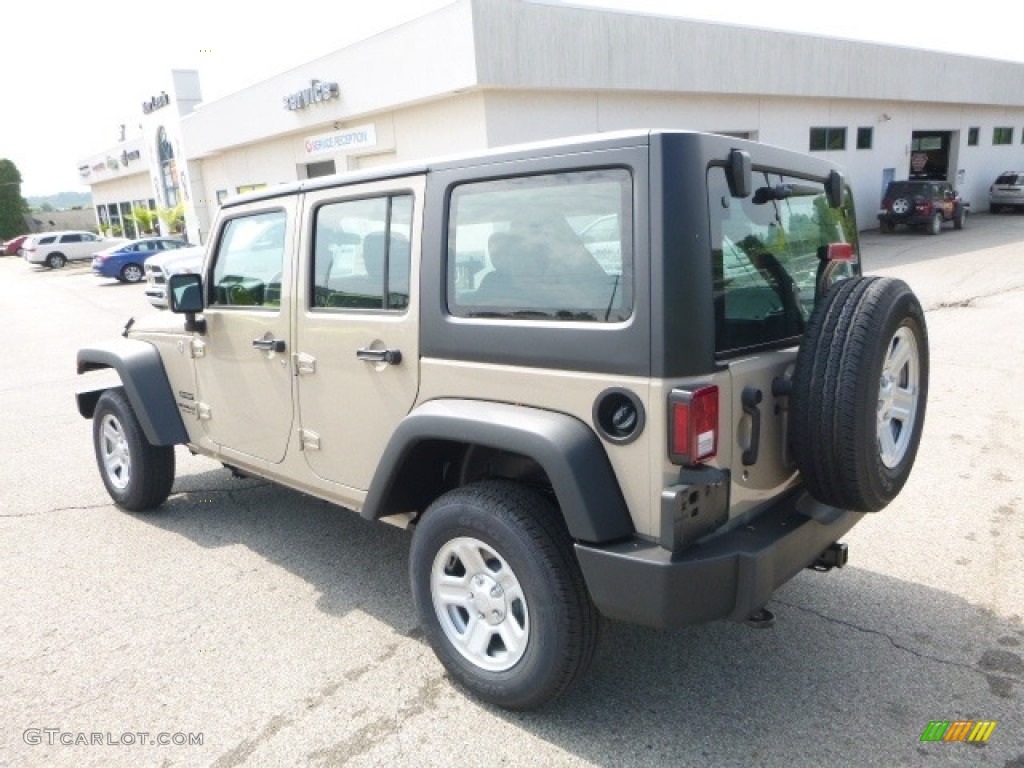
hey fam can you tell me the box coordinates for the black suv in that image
[879,179,967,234]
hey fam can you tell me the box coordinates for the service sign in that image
[303,125,377,156]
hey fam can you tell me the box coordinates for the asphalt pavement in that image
[1,216,1023,767]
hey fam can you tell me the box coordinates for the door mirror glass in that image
[169,273,204,313]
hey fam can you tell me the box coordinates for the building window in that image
[967,127,979,146]
[993,127,1014,145]
[810,127,847,151]
[856,127,873,150]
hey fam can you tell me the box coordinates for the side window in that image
[209,210,287,308]
[60,234,83,243]
[311,194,413,311]
[39,236,56,245]
[447,169,632,323]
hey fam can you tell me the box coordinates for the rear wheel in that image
[46,253,67,268]
[790,277,928,512]
[92,388,175,511]
[991,204,1002,214]
[410,480,601,710]
[120,263,144,283]
[928,212,943,235]
[880,219,896,234]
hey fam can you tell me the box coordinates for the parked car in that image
[878,180,967,234]
[91,237,189,283]
[144,245,205,307]
[77,130,929,710]
[2,234,30,256]
[22,231,129,268]
[989,171,1024,212]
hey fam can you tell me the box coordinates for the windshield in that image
[707,166,858,354]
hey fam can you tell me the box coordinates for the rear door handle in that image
[356,347,402,365]
[252,338,286,353]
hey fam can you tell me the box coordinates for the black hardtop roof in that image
[220,129,841,209]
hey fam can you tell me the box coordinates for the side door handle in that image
[252,338,286,353]
[356,347,402,365]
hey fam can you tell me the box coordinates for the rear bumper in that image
[575,489,863,629]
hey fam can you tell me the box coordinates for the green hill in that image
[27,191,92,211]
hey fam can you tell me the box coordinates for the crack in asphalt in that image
[925,282,1024,312]
[774,598,1021,683]
[0,503,111,518]
[1,483,272,519]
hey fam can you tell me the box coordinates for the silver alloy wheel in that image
[877,325,920,469]
[891,197,910,215]
[430,536,530,672]
[122,264,143,282]
[98,413,132,490]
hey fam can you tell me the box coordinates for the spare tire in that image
[789,276,928,512]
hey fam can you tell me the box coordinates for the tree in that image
[0,159,30,240]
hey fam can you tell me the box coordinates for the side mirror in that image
[726,149,752,199]
[168,273,206,333]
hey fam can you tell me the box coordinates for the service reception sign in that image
[304,125,377,156]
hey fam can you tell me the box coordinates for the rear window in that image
[995,173,1023,185]
[707,166,857,354]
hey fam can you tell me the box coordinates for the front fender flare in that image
[364,399,635,544]
[76,338,188,447]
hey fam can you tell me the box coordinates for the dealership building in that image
[78,0,1024,242]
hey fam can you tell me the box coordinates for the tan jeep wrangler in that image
[76,130,928,710]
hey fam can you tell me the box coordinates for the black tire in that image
[410,480,601,710]
[47,253,67,268]
[880,220,896,234]
[120,263,144,283]
[789,277,928,512]
[954,207,966,230]
[928,212,943,235]
[92,388,175,511]
[990,204,1002,214]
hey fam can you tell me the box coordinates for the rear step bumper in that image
[575,489,863,629]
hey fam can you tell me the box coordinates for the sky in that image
[3,0,1021,197]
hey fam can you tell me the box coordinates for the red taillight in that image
[669,386,719,465]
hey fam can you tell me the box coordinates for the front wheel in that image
[954,208,966,230]
[92,388,175,511]
[928,212,943,235]
[410,480,601,710]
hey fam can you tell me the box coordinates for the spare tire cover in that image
[789,276,929,512]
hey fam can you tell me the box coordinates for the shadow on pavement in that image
[138,467,1024,767]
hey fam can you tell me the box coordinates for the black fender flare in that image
[363,399,635,544]
[76,338,189,447]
